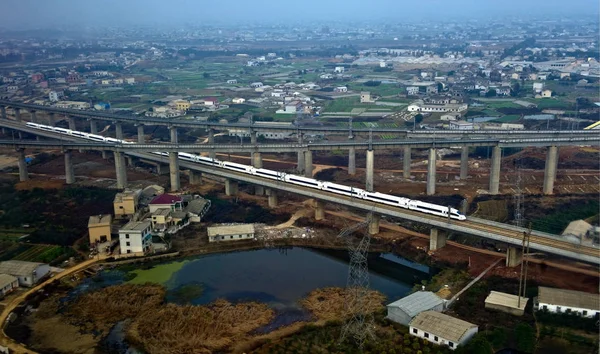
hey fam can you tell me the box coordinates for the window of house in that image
[566,308,571,313]
[412,328,417,334]
[24,277,27,281]
[582,310,588,316]
[127,250,131,254]
[424,333,429,338]
[126,234,129,239]
[543,305,547,310]
[556,306,561,312]
[434,336,438,342]
[126,242,130,246]
[449,342,454,348]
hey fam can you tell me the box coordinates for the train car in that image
[322,182,364,198]
[409,200,465,220]
[104,137,121,144]
[252,168,284,181]
[196,156,220,166]
[221,161,253,174]
[53,127,72,135]
[284,174,322,189]
[362,192,410,208]
[178,153,196,162]
[70,131,87,138]
[86,134,106,142]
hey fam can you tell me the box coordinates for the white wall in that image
[409,325,478,351]
[119,228,152,254]
[208,233,254,242]
[537,301,600,318]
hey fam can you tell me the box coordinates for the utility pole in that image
[522,223,532,299]
[517,230,526,309]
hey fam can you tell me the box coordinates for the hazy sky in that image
[2,0,599,28]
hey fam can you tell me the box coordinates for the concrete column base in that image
[189,170,202,185]
[68,117,76,130]
[368,214,380,235]
[116,123,124,140]
[101,151,108,159]
[489,146,502,195]
[543,146,558,195]
[460,146,469,180]
[304,151,313,178]
[403,146,411,179]
[114,151,127,189]
[225,179,238,196]
[255,186,265,195]
[429,228,447,251]
[17,149,28,182]
[64,150,75,184]
[366,149,374,192]
[169,152,180,192]
[426,148,437,196]
[252,152,263,169]
[267,190,278,208]
[506,247,523,267]
[137,125,145,143]
[315,200,325,221]
[348,147,356,175]
[297,151,305,173]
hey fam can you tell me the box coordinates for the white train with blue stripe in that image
[25,122,466,221]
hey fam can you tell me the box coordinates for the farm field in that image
[11,244,65,263]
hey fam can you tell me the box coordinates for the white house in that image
[250,82,263,88]
[232,98,246,104]
[541,89,552,98]
[533,82,544,93]
[48,91,63,102]
[320,74,333,80]
[449,121,474,130]
[0,261,51,287]
[207,224,255,242]
[119,220,153,255]
[125,78,135,84]
[227,79,238,84]
[0,274,18,298]
[535,286,600,318]
[334,86,348,93]
[406,86,419,95]
[334,66,345,73]
[387,291,445,326]
[441,113,461,121]
[409,311,478,350]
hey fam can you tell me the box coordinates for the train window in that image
[327,186,351,193]
[288,178,318,186]
[225,165,246,171]
[366,195,399,204]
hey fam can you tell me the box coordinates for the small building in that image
[88,214,112,244]
[360,92,373,103]
[232,98,245,104]
[227,79,238,84]
[449,121,474,130]
[386,291,445,326]
[94,102,110,110]
[441,113,461,121]
[250,82,263,88]
[125,78,135,84]
[485,291,528,316]
[0,274,19,298]
[334,66,345,73]
[119,220,153,255]
[113,190,140,219]
[533,82,544,93]
[541,89,552,98]
[184,197,211,223]
[149,194,183,213]
[535,286,600,318]
[173,100,191,111]
[0,260,51,287]
[406,86,419,95]
[151,208,173,232]
[334,86,348,93]
[562,219,593,241]
[409,311,478,350]
[207,224,255,242]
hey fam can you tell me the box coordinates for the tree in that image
[511,82,521,97]
[455,333,493,354]
[202,72,210,78]
[485,89,497,97]
[514,323,536,353]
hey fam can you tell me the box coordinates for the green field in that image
[526,99,573,109]
[491,115,521,123]
[12,244,64,263]
[323,97,373,112]
[485,101,522,109]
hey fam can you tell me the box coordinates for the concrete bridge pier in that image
[90,119,98,134]
[297,151,305,173]
[48,113,56,126]
[188,170,202,185]
[225,179,238,196]
[489,146,502,195]
[64,150,75,184]
[252,152,263,169]
[542,146,558,195]
[208,129,216,159]
[17,148,28,182]
[113,151,127,189]
[29,110,37,123]
[368,214,380,235]
[267,189,278,208]
[315,200,325,221]
[304,150,313,178]
[366,149,374,192]
[68,116,76,130]
[460,146,469,180]
[0,106,6,120]
[136,124,145,143]
[116,122,124,140]
[348,147,356,175]
[506,247,522,267]
[429,228,447,251]
[14,108,21,122]
[101,150,108,159]
[426,148,437,195]
[403,146,411,179]
[169,153,180,192]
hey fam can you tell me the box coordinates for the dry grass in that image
[300,287,386,322]
[127,299,274,354]
[67,283,166,333]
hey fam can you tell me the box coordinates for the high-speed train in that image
[25,122,466,221]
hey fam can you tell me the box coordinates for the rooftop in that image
[387,291,444,318]
[207,224,255,237]
[185,198,209,215]
[114,189,139,203]
[485,291,528,310]
[409,311,477,343]
[120,220,152,232]
[149,194,182,205]
[538,286,600,311]
[0,273,18,287]
[153,208,171,217]
[88,214,112,227]
[562,220,592,237]
[0,260,46,277]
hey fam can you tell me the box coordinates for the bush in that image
[514,323,536,353]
